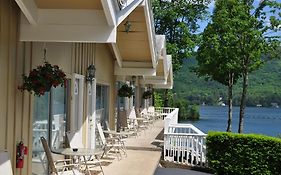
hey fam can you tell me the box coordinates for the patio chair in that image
[129,108,148,133]
[105,121,131,152]
[66,131,104,175]
[147,106,161,120]
[0,150,13,175]
[96,123,124,160]
[137,108,153,127]
[40,137,82,175]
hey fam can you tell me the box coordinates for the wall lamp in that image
[131,76,136,86]
[148,84,153,91]
[86,64,96,84]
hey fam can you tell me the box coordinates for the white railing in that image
[162,108,207,167]
[164,132,207,167]
[155,107,175,116]
[164,108,178,133]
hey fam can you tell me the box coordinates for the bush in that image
[174,99,199,120]
[154,91,163,107]
[207,132,281,175]
[187,105,199,120]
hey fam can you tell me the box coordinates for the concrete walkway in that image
[102,150,161,175]
[125,119,164,150]
[98,120,164,175]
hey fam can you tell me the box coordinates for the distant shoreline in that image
[181,106,281,137]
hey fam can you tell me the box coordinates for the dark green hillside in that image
[174,58,281,107]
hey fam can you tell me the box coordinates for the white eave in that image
[142,54,173,89]
[153,63,173,89]
[143,0,157,68]
[19,9,116,42]
[114,62,156,76]
[15,0,144,43]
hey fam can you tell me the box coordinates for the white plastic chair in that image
[96,123,124,160]
[147,106,161,120]
[40,137,82,175]
[105,121,129,153]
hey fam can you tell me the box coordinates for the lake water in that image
[180,106,281,137]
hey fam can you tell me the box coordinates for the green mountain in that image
[173,58,281,107]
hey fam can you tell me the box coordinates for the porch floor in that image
[102,150,161,175]
[125,119,164,150]
[99,119,164,175]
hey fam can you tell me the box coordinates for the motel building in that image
[0,0,174,174]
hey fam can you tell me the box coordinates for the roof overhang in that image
[15,0,144,43]
[153,60,173,89]
[114,61,156,76]
[139,36,173,89]
[113,0,158,78]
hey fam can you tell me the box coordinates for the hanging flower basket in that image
[142,90,153,99]
[18,62,66,96]
[118,84,134,98]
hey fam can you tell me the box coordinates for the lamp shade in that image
[86,64,96,83]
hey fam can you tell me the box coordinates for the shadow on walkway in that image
[154,168,213,175]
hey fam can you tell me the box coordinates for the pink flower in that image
[32,80,39,84]
[38,87,45,95]
[58,71,66,77]
[45,73,52,80]
[29,70,37,77]
[52,80,59,87]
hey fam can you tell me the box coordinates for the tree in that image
[236,0,280,133]
[152,0,209,106]
[195,0,281,133]
[194,0,243,132]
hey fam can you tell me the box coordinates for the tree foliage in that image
[152,0,209,72]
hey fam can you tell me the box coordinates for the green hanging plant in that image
[142,90,153,99]
[118,84,134,98]
[18,62,66,96]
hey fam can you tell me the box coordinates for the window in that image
[32,84,68,175]
[51,86,68,149]
[96,84,109,128]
